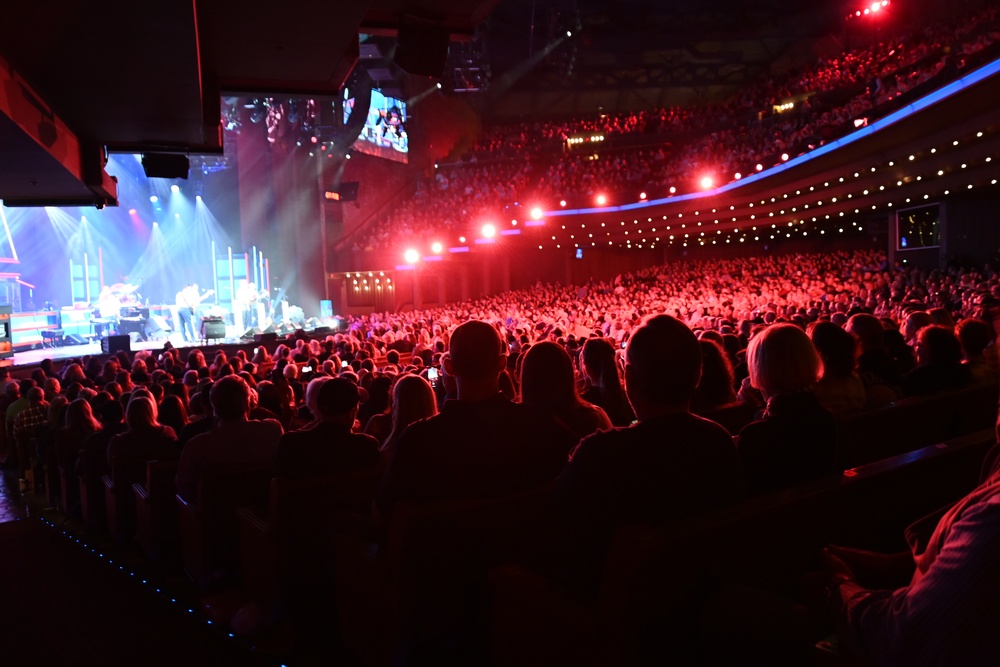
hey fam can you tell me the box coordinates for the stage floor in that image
[7,329,249,369]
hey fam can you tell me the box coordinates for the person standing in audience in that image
[273,377,380,480]
[176,375,282,502]
[374,320,576,526]
[736,323,838,494]
[555,314,744,588]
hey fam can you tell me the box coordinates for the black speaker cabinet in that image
[201,318,226,341]
[101,334,131,354]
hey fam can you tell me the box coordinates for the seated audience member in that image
[736,323,837,494]
[810,321,866,413]
[273,378,380,479]
[176,375,283,502]
[691,338,738,412]
[158,394,189,439]
[845,313,900,406]
[955,317,998,384]
[12,386,49,476]
[824,453,1000,665]
[518,341,612,440]
[901,324,973,397]
[375,374,439,462]
[555,314,743,589]
[374,320,577,526]
[580,337,635,427]
[77,399,126,482]
[106,395,180,490]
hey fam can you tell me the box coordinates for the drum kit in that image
[94,282,148,339]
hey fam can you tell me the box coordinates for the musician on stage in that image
[175,284,196,342]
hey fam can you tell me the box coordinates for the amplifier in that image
[101,334,131,354]
[201,318,226,341]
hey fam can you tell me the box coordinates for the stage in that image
[5,330,258,370]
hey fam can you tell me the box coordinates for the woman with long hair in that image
[378,374,439,462]
[520,341,612,440]
[106,395,179,489]
[158,394,190,441]
[54,398,103,515]
[580,337,635,427]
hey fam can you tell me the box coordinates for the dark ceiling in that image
[0,0,499,206]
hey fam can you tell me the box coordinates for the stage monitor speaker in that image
[63,334,88,346]
[241,327,260,340]
[255,332,278,343]
[101,335,131,354]
[201,318,226,341]
[148,314,173,334]
[393,16,450,77]
[141,153,189,179]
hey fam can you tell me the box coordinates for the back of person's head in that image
[316,377,361,419]
[928,307,955,329]
[519,341,578,412]
[448,320,504,380]
[304,376,332,418]
[902,310,934,342]
[126,395,159,430]
[916,325,963,366]
[65,397,100,432]
[5,381,20,399]
[810,321,858,379]
[391,374,438,428]
[625,314,701,408]
[956,318,994,360]
[27,386,46,404]
[99,397,125,425]
[19,378,37,395]
[386,349,400,365]
[211,375,251,421]
[747,323,821,396]
[845,313,884,351]
[581,337,617,385]
[693,339,736,410]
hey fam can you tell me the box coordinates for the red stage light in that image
[596,194,607,206]
[481,224,497,238]
[431,242,443,254]
[403,248,420,264]
[530,207,543,220]
[639,192,647,200]
[700,176,714,190]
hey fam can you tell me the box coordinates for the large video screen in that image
[345,89,408,163]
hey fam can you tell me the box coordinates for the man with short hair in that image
[554,314,744,587]
[176,375,283,501]
[374,320,576,525]
[274,377,380,479]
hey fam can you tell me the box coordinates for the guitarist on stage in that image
[175,283,214,342]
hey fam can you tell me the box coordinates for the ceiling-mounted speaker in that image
[142,153,189,179]
[393,16,450,78]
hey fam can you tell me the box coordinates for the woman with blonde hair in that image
[736,323,837,494]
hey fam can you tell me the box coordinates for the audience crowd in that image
[351,5,1000,251]
[2,242,1000,663]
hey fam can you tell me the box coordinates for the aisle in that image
[0,518,275,667]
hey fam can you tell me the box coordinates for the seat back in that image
[270,466,383,583]
[837,382,998,468]
[386,485,555,657]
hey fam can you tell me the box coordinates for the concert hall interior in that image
[2,0,1000,664]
